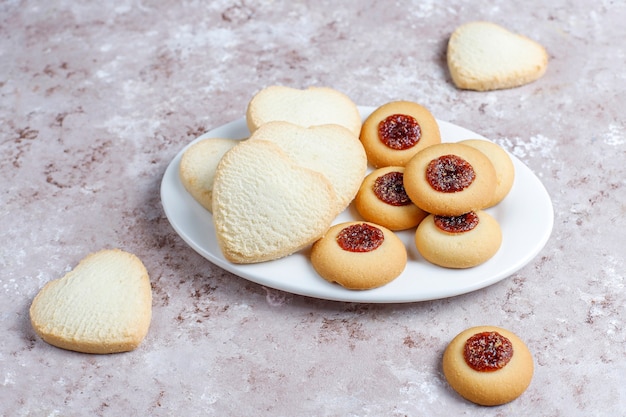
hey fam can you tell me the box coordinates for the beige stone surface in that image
[1,1,625,415]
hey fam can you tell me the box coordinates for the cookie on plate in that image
[311,221,407,290]
[403,142,497,216]
[354,166,428,231]
[359,100,441,168]
[246,85,362,137]
[212,139,338,264]
[179,137,239,212]
[414,210,501,268]
[249,121,367,215]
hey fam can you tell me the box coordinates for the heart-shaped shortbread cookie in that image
[248,121,367,215]
[245,85,362,137]
[30,249,152,354]
[447,21,548,91]
[179,137,239,213]
[212,139,338,264]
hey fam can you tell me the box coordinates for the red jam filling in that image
[373,171,411,206]
[434,211,479,233]
[426,154,475,192]
[378,114,421,150]
[336,223,384,253]
[463,331,513,372]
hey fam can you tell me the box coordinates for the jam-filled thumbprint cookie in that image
[354,166,428,231]
[359,101,441,168]
[442,325,534,406]
[404,142,497,216]
[414,210,501,268]
[310,221,407,290]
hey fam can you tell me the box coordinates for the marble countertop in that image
[2,1,625,415]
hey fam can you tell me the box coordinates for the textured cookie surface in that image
[249,121,367,214]
[447,21,548,91]
[29,249,152,354]
[246,85,362,137]
[443,325,534,406]
[179,138,238,212]
[212,140,338,264]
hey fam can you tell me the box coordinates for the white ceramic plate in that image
[160,107,554,303]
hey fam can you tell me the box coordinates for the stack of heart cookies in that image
[182,86,368,264]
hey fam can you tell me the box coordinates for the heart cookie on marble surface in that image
[29,249,152,354]
[447,21,548,91]
[212,139,338,264]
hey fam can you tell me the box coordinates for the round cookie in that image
[442,325,534,406]
[414,210,501,268]
[355,166,429,231]
[404,142,497,216]
[360,101,441,168]
[459,139,515,207]
[310,221,407,290]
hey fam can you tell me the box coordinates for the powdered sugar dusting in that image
[509,133,557,160]
[578,255,625,344]
[389,363,444,406]
[604,123,625,146]
[263,287,291,307]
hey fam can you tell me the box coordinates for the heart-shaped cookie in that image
[30,249,152,354]
[245,85,362,137]
[248,121,367,214]
[179,137,239,213]
[447,21,548,91]
[212,139,338,264]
